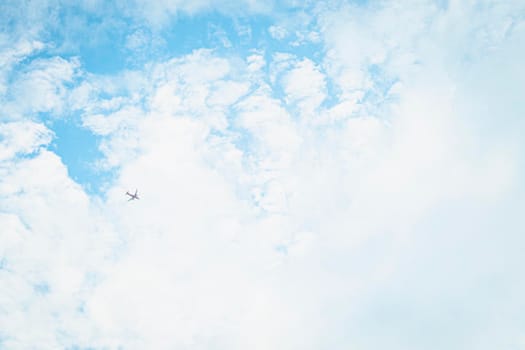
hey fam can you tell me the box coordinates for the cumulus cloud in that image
[0,121,53,161]
[1,1,525,349]
[1,56,81,120]
[0,149,114,348]
[282,58,326,114]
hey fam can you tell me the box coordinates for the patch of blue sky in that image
[231,126,256,155]
[41,8,281,74]
[48,116,114,196]
[40,4,130,75]
[162,12,271,56]
[36,4,327,76]
[77,39,128,75]
[156,10,324,69]
[163,13,223,55]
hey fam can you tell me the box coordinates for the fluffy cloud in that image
[1,56,81,120]
[0,121,53,161]
[0,149,114,348]
[282,58,326,114]
[1,1,525,349]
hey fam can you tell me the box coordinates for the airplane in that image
[126,189,139,201]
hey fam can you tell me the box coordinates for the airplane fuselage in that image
[126,190,140,200]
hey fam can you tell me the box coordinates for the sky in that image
[1,0,525,349]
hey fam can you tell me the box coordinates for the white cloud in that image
[0,121,53,161]
[1,1,525,349]
[0,150,114,348]
[282,58,326,114]
[268,25,288,40]
[246,53,265,73]
[83,106,144,136]
[269,52,295,85]
[236,87,302,159]
[0,39,45,96]
[2,56,81,119]
[207,80,250,108]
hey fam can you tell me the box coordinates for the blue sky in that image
[1,1,525,349]
[4,2,326,194]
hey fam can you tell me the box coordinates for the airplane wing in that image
[125,190,139,200]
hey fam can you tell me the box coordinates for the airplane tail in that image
[125,190,139,200]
